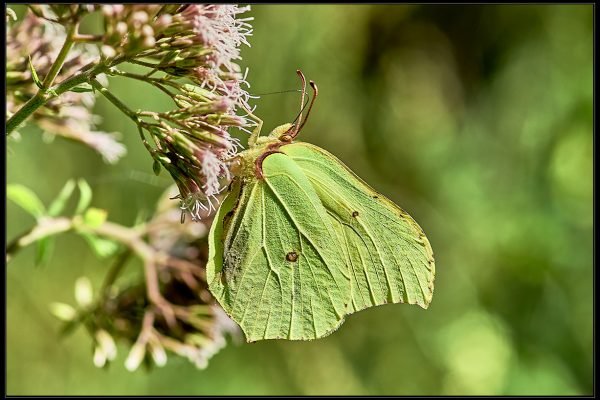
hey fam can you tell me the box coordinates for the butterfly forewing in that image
[207,153,350,341]
[281,142,435,312]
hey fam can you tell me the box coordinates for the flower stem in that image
[78,221,171,311]
[73,33,103,43]
[127,59,161,69]
[109,69,177,99]
[5,91,47,135]
[5,62,109,135]
[7,217,166,308]
[100,249,132,299]
[6,217,73,263]
[5,31,135,136]
[90,78,139,123]
[42,22,78,90]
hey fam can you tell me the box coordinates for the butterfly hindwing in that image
[207,153,350,341]
[281,142,435,313]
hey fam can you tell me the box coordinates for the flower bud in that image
[125,342,146,372]
[155,14,173,30]
[75,276,93,307]
[142,36,156,49]
[132,11,149,26]
[49,302,77,321]
[95,330,117,361]
[93,346,107,368]
[115,21,128,36]
[149,340,168,367]
[101,45,117,58]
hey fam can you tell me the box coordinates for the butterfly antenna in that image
[294,80,318,137]
[292,69,307,137]
[254,89,302,96]
[290,94,311,126]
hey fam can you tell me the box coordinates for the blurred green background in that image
[7,4,593,395]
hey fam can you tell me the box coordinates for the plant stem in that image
[100,249,132,298]
[127,59,160,69]
[90,78,139,123]
[5,62,109,135]
[5,217,156,266]
[5,37,133,135]
[109,70,177,99]
[42,22,78,90]
[73,33,103,43]
[6,217,73,263]
[55,63,107,95]
[83,221,170,309]
[6,216,168,306]
[5,92,47,135]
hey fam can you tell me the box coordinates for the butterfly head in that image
[238,71,319,180]
[268,123,294,141]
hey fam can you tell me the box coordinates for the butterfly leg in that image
[242,104,263,147]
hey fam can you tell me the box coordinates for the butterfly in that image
[206,70,435,342]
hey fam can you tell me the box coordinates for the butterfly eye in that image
[279,134,293,142]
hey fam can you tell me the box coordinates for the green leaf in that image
[7,184,46,219]
[35,236,55,266]
[69,83,94,93]
[75,179,93,214]
[48,179,76,217]
[81,233,119,259]
[28,56,43,89]
[83,207,107,228]
[152,159,162,176]
[206,124,435,342]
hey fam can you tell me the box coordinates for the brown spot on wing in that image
[286,251,298,262]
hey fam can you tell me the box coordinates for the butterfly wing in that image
[281,142,435,313]
[207,153,350,341]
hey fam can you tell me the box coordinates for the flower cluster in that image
[6,9,126,163]
[101,5,169,57]
[137,83,247,220]
[50,185,241,371]
[7,4,254,219]
[103,4,254,221]
[8,2,255,373]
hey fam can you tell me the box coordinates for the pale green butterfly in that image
[207,71,435,342]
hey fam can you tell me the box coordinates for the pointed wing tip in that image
[415,279,435,310]
[419,298,433,310]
